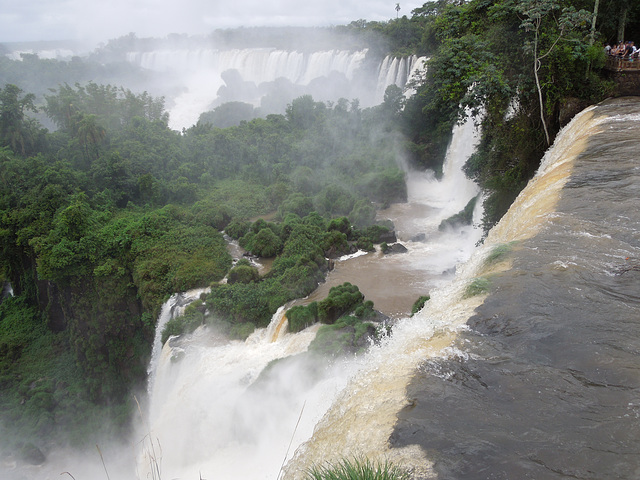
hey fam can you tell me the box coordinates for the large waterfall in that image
[285,97,640,479]
[124,47,426,129]
[140,112,483,480]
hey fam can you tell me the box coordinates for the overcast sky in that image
[0,0,426,44]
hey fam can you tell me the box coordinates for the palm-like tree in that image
[76,114,106,163]
[0,84,37,156]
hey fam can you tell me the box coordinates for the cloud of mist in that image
[1,0,426,44]
[139,323,359,480]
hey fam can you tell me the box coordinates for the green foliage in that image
[349,199,377,229]
[227,259,260,284]
[0,84,42,156]
[287,303,319,333]
[305,456,411,480]
[225,219,251,239]
[198,101,257,128]
[327,216,352,236]
[161,300,205,344]
[322,230,350,258]
[463,277,491,298]
[317,283,365,324]
[438,196,477,230]
[246,227,283,257]
[411,295,431,316]
[485,242,516,266]
[308,318,371,357]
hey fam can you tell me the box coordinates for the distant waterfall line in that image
[126,48,426,104]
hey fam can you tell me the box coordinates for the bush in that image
[245,227,283,257]
[228,260,260,284]
[410,295,430,316]
[327,216,352,236]
[225,219,251,239]
[484,242,515,266]
[305,456,410,480]
[349,199,376,229]
[287,302,319,333]
[463,277,491,298]
[317,283,364,324]
[322,230,350,258]
[438,196,477,230]
[160,301,205,344]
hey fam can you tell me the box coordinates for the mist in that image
[1,0,426,44]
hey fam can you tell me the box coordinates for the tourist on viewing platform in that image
[610,42,623,56]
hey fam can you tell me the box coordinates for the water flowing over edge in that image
[280,104,605,477]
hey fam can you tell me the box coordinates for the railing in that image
[605,55,640,72]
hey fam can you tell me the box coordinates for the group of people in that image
[605,41,640,58]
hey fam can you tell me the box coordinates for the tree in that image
[516,0,591,145]
[76,114,106,163]
[0,84,38,155]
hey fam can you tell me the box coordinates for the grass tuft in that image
[463,277,491,298]
[305,456,411,480]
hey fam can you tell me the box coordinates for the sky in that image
[0,0,426,44]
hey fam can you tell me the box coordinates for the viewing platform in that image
[605,55,640,72]
[604,56,640,96]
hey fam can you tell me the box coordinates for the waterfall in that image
[124,47,425,129]
[141,302,352,480]
[147,287,211,394]
[140,103,486,479]
[284,102,640,479]
[374,55,427,103]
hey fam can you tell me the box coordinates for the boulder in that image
[385,243,408,254]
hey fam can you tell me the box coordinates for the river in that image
[285,97,640,479]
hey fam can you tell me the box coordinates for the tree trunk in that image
[533,25,551,146]
[618,7,628,42]
[589,0,600,46]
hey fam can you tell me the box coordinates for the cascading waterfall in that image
[141,302,357,480]
[387,97,640,479]
[142,110,485,479]
[146,287,211,395]
[124,47,425,129]
[283,98,636,478]
[374,55,427,103]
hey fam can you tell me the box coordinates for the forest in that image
[1,0,639,463]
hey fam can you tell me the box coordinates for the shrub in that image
[438,196,478,230]
[247,228,283,257]
[317,283,364,324]
[327,216,351,236]
[227,260,260,284]
[463,277,491,298]
[322,230,350,258]
[225,219,251,239]
[349,199,376,229]
[160,301,205,344]
[305,456,410,480]
[287,302,319,333]
[410,295,430,316]
[485,242,516,266]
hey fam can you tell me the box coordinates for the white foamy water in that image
[140,309,357,480]
[125,48,426,129]
[140,110,486,479]
[282,99,610,478]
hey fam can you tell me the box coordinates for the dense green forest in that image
[1,0,639,462]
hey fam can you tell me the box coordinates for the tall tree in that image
[76,113,106,163]
[0,84,38,155]
[517,0,591,145]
